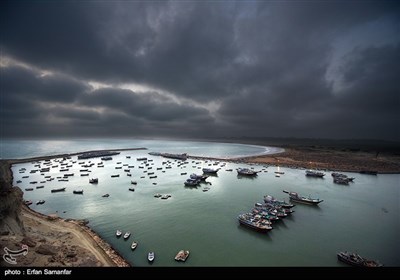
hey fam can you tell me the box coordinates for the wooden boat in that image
[89,178,98,184]
[305,170,325,178]
[129,187,135,192]
[24,200,33,206]
[148,251,155,262]
[202,168,219,174]
[283,190,323,205]
[237,213,273,232]
[73,190,84,194]
[36,200,45,205]
[237,168,259,176]
[174,250,190,262]
[102,193,110,197]
[51,187,66,193]
[337,251,383,267]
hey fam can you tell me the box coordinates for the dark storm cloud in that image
[78,87,213,122]
[1,64,213,137]
[1,1,399,140]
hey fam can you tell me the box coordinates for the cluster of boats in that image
[238,194,296,232]
[331,172,355,185]
[184,173,210,187]
[337,251,383,267]
[238,189,325,232]
[154,193,171,199]
[115,229,189,263]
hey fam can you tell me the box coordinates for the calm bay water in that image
[6,139,400,266]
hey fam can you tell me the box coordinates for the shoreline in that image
[1,145,399,267]
[19,204,130,267]
[189,146,400,174]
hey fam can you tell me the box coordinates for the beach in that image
[1,205,130,267]
[1,144,399,267]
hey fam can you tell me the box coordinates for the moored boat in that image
[24,200,33,206]
[124,232,131,239]
[237,213,273,232]
[51,187,66,193]
[73,189,84,194]
[202,168,220,174]
[89,178,98,184]
[305,170,325,178]
[148,251,155,262]
[237,168,259,176]
[131,241,138,250]
[337,251,383,267]
[116,230,122,237]
[283,190,323,205]
[175,250,190,262]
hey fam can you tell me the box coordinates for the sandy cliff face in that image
[0,161,25,236]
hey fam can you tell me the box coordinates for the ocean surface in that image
[5,138,400,266]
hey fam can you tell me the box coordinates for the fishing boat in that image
[36,200,45,205]
[175,250,190,262]
[237,168,259,176]
[190,173,209,181]
[148,251,155,262]
[24,200,33,206]
[131,241,138,250]
[337,251,383,267]
[237,213,273,232]
[89,178,98,184]
[116,230,122,237]
[305,170,325,178]
[202,168,220,174]
[51,187,66,193]
[283,190,323,205]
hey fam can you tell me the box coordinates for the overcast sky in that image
[1,1,399,141]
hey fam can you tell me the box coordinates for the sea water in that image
[5,139,400,266]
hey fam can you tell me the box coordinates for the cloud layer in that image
[1,1,399,140]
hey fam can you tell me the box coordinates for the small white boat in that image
[116,230,122,237]
[124,232,131,239]
[131,241,138,250]
[148,251,155,262]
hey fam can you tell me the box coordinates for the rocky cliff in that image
[0,160,25,236]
